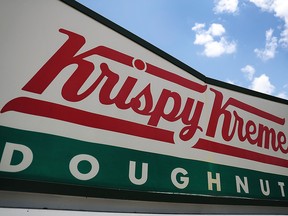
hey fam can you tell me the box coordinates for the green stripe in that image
[0,126,287,201]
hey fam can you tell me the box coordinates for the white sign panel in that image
[0,0,287,208]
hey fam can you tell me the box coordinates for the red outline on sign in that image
[194,139,288,168]
[1,97,175,144]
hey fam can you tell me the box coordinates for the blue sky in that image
[76,0,288,100]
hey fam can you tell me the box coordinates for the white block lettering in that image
[129,161,148,185]
[278,182,285,197]
[207,172,221,191]
[260,179,270,196]
[171,167,189,189]
[0,142,33,172]
[236,176,249,194]
[69,154,99,181]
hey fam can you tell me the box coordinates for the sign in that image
[0,0,288,207]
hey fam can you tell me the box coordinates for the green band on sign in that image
[0,126,287,201]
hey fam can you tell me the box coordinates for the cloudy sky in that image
[76,0,288,100]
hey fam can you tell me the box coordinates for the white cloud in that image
[273,0,288,23]
[254,28,278,60]
[250,0,288,47]
[194,33,213,45]
[241,65,255,81]
[204,38,236,57]
[191,23,206,31]
[276,84,288,100]
[274,1,288,47]
[279,27,288,47]
[250,74,275,94]
[226,79,236,84]
[249,0,274,11]
[277,92,288,99]
[208,23,226,36]
[192,23,236,57]
[214,0,239,14]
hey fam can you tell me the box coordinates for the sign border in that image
[0,0,287,208]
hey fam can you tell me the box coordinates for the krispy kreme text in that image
[1,29,287,167]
